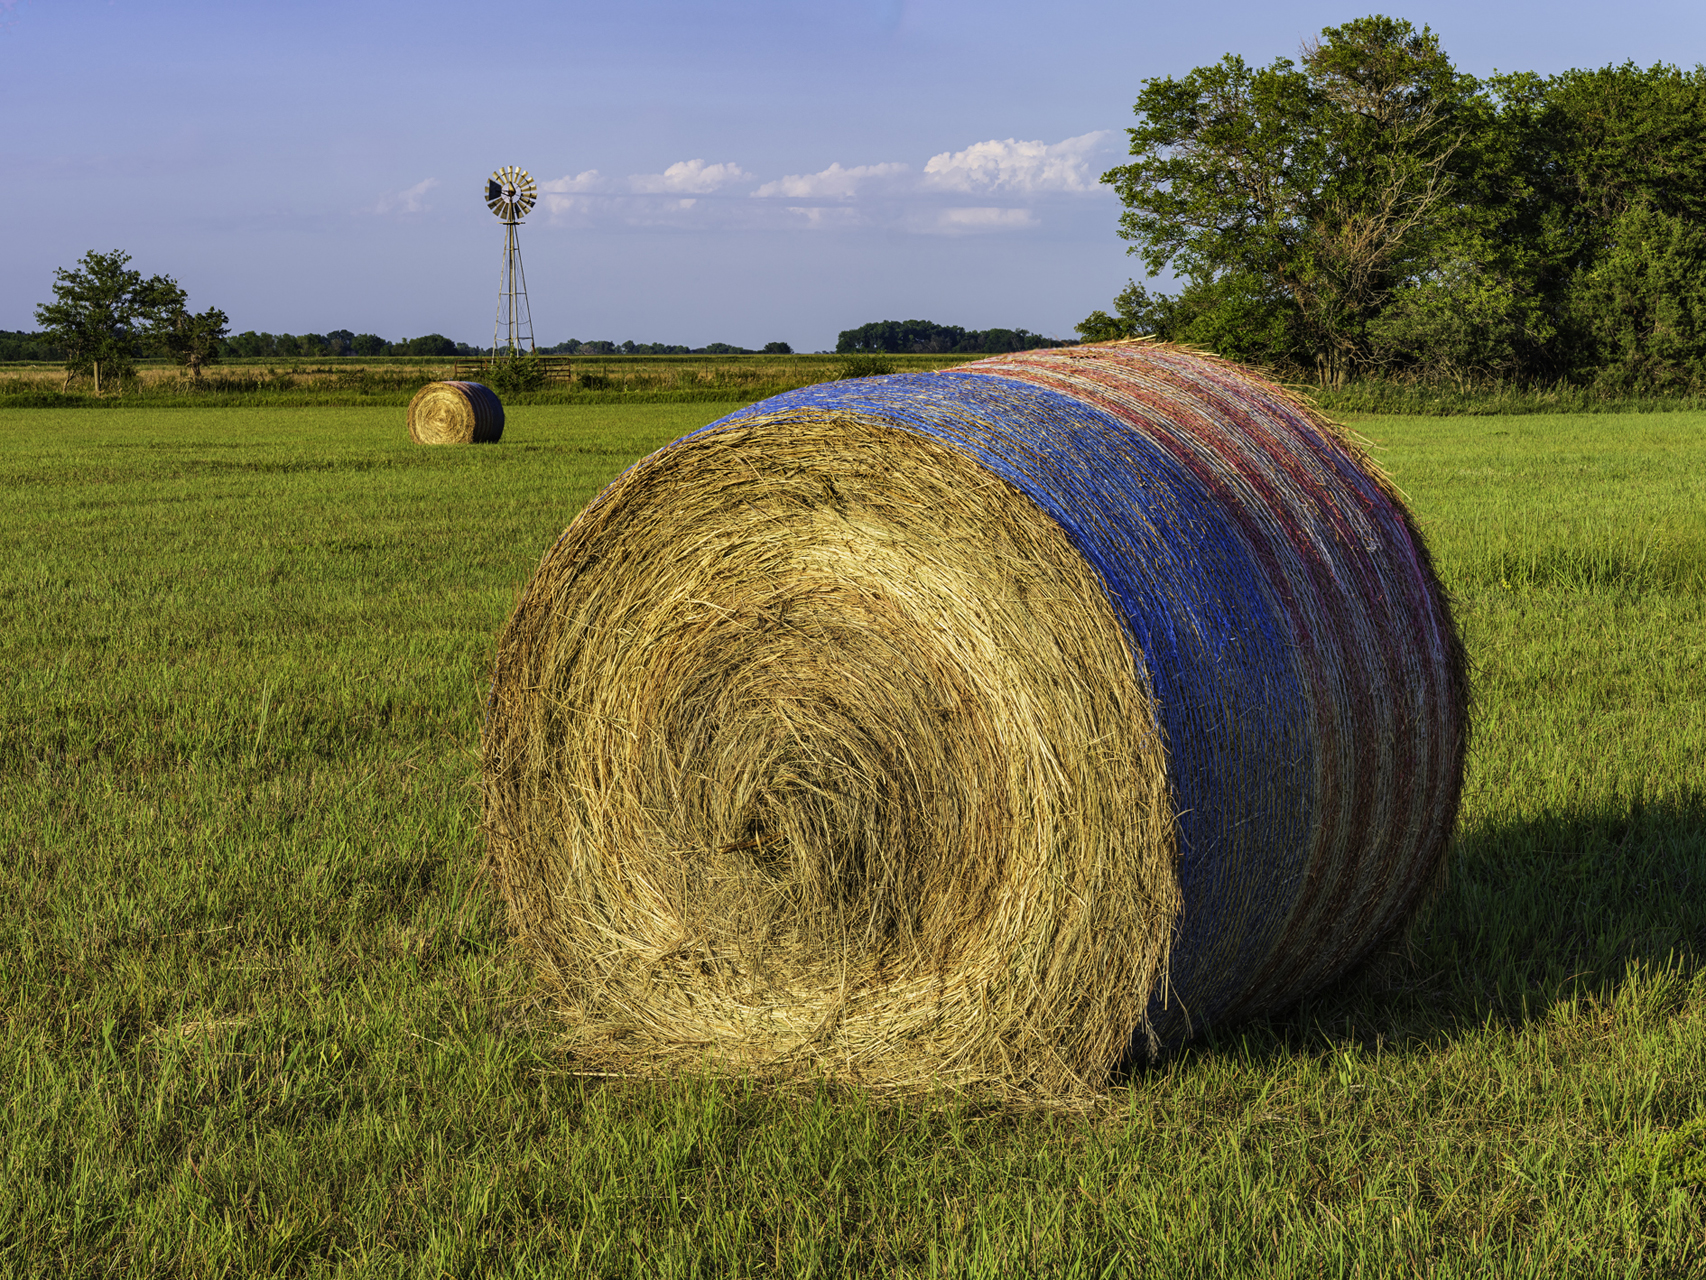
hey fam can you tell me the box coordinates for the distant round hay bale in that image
[407,380,504,444]
[481,342,1467,1093]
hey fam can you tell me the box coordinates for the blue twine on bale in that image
[712,347,1465,1044]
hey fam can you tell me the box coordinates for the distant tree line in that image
[0,330,65,361]
[540,340,794,355]
[836,320,1070,355]
[2,323,801,366]
[18,251,821,376]
[220,331,485,358]
[1082,16,1706,392]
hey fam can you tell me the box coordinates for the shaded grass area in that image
[2,405,1704,1274]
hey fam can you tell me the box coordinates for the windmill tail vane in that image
[488,166,537,358]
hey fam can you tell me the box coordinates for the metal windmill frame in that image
[485,167,537,358]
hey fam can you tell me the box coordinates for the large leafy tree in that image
[34,250,185,393]
[1089,40,1706,392]
[1098,16,1475,384]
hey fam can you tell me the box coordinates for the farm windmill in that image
[486,167,537,358]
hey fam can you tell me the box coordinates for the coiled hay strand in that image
[407,380,504,444]
[481,341,1467,1093]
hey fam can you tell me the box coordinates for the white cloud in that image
[541,169,607,194]
[538,163,745,224]
[539,170,611,221]
[539,161,747,202]
[926,207,1040,234]
[628,159,751,194]
[368,177,438,215]
[752,162,909,199]
[922,132,1113,194]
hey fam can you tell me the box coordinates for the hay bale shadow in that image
[1135,791,1706,1069]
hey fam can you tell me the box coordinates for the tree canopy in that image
[33,250,185,392]
[1086,20,1706,391]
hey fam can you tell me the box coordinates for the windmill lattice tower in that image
[486,167,537,358]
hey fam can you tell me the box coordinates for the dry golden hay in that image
[481,342,1468,1094]
[407,380,504,444]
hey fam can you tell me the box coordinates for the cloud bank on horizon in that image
[373,132,1118,238]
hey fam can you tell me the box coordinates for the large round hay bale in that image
[481,342,1467,1093]
[407,380,504,444]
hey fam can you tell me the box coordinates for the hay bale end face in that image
[408,380,504,444]
[481,343,1467,1093]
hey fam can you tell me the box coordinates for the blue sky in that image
[3,0,1702,352]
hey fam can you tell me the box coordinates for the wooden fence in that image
[449,356,577,384]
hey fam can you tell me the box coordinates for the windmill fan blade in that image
[488,166,536,218]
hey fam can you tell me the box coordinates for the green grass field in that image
[2,403,1703,1276]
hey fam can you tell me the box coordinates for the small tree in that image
[34,250,183,394]
[404,333,457,357]
[487,351,548,394]
[159,305,230,385]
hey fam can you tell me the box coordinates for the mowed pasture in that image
[2,402,1703,1276]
